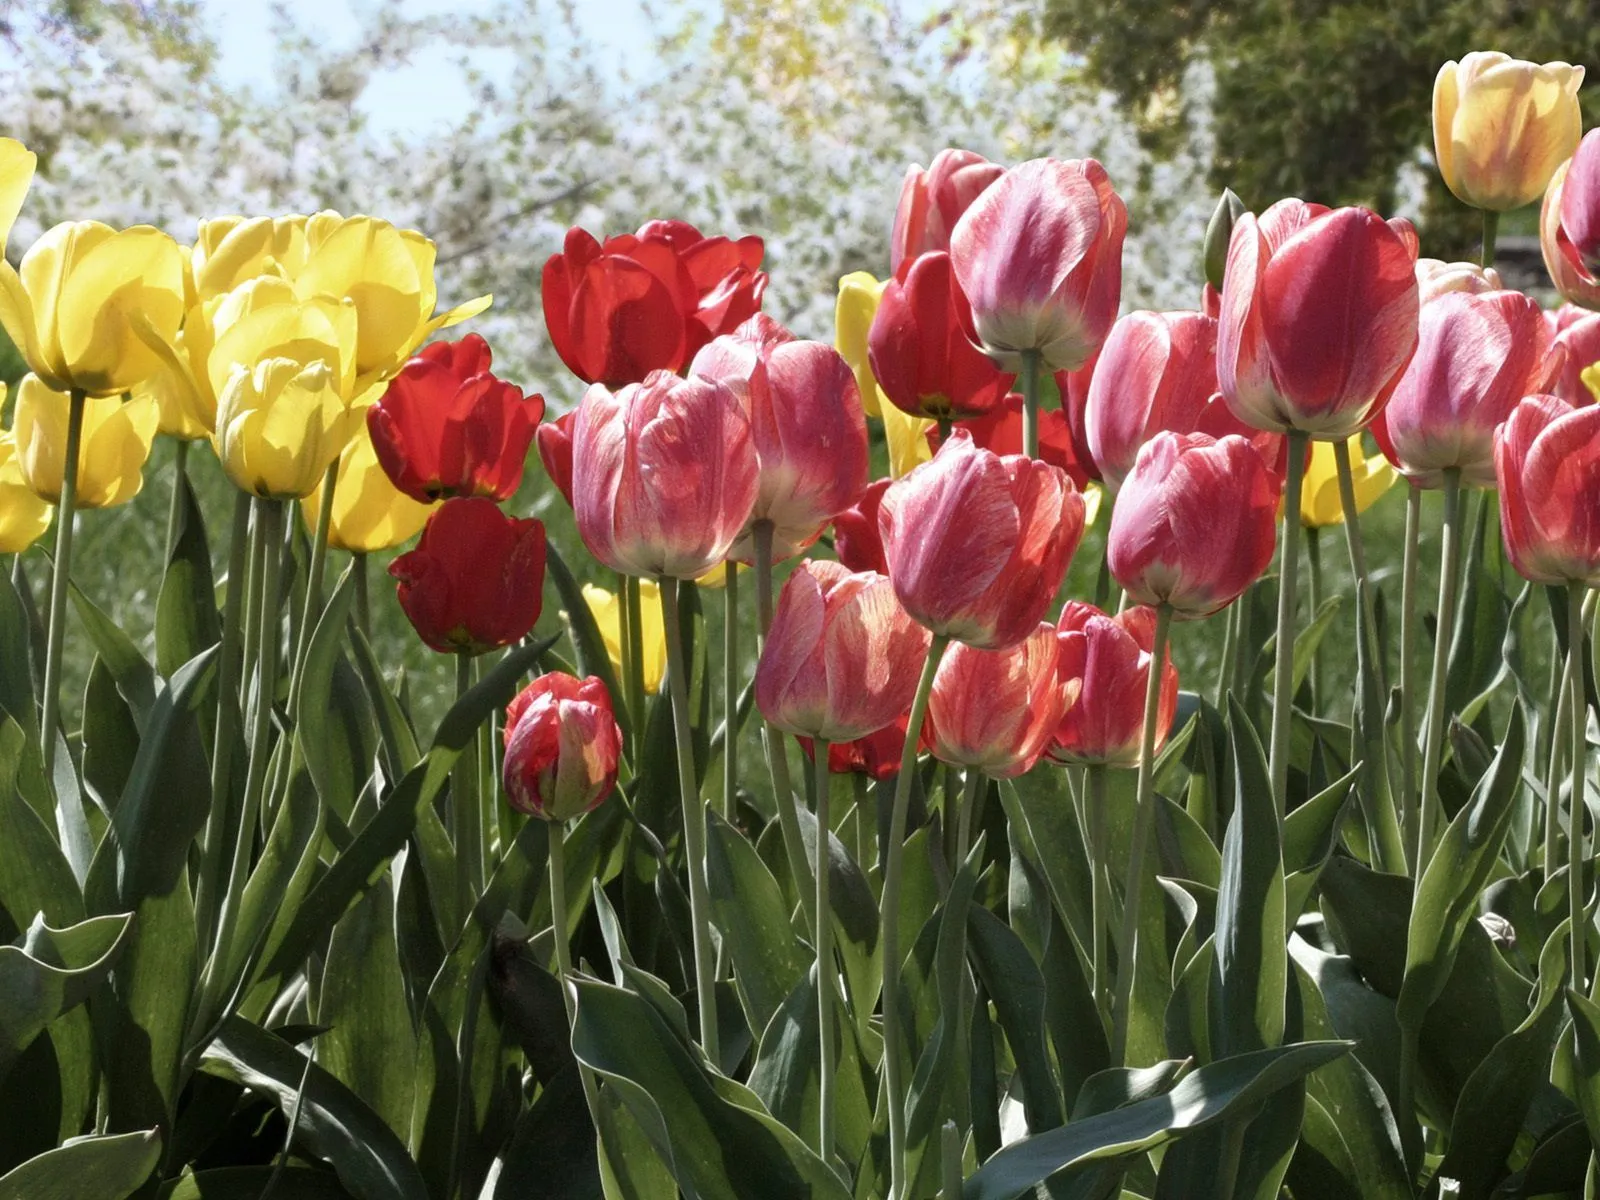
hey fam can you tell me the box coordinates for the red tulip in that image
[572,370,758,579]
[1218,200,1419,437]
[690,315,869,561]
[391,497,546,655]
[927,623,1068,777]
[949,157,1127,372]
[636,220,769,358]
[802,712,927,782]
[1557,130,1600,282]
[1049,602,1179,767]
[929,393,1094,490]
[1054,350,1103,482]
[367,333,544,503]
[868,251,1015,421]
[1543,157,1600,310]
[1107,431,1278,619]
[891,148,1006,275]
[1374,289,1560,488]
[755,561,931,742]
[535,409,576,506]
[502,673,623,821]
[833,478,890,574]
[1553,309,1600,404]
[1495,394,1600,585]
[878,431,1085,649]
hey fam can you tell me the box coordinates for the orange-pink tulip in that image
[1049,603,1179,767]
[927,623,1068,778]
[1495,394,1600,585]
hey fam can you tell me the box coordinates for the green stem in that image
[1019,349,1042,459]
[1269,430,1309,816]
[814,738,836,1163]
[453,650,483,917]
[290,460,338,699]
[881,633,949,1200]
[1547,641,1571,877]
[955,766,983,869]
[1400,485,1422,873]
[40,388,86,778]
[940,1120,962,1200]
[722,561,739,820]
[1110,604,1173,1067]
[1217,596,1239,711]
[548,820,606,1135]
[1086,763,1111,1034]
[1306,526,1323,710]
[661,577,720,1062]
[352,551,370,638]
[1418,469,1463,870]
[624,575,646,762]
[1569,582,1588,989]
[617,569,636,757]
[164,438,190,564]
[1481,209,1500,270]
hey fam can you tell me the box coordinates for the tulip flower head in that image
[1415,258,1503,304]
[833,478,891,574]
[213,357,365,500]
[11,375,158,509]
[927,623,1069,778]
[835,271,891,417]
[802,712,927,782]
[949,157,1127,372]
[1049,603,1179,767]
[367,333,544,503]
[1434,53,1584,213]
[1054,350,1103,483]
[0,407,52,553]
[891,147,1005,274]
[1546,130,1600,310]
[189,215,310,303]
[1300,436,1396,528]
[1551,310,1600,405]
[583,580,666,695]
[1542,156,1600,310]
[755,560,931,742]
[502,673,623,822]
[1107,431,1279,619]
[302,421,437,554]
[943,393,1095,490]
[391,497,546,655]
[879,431,1085,650]
[536,409,576,506]
[1495,394,1600,586]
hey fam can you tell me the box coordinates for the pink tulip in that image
[878,431,1085,649]
[891,148,1006,275]
[502,673,623,822]
[927,623,1068,778]
[1049,603,1179,767]
[572,369,759,579]
[1107,431,1278,619]
[1495,394,1600,586]
[949,157,1127,372]
[1552,309,1600,405]
[1557,130,1600,281]
[1543,156,1600,310]
[1218,200,1420,437]
[755,560,931,742]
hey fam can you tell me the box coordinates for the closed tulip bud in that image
[582,580,666,695]
[190,215,309,302]
[367,333,544,503]
[950,157,1127,372]
[1049,603,1178,767]
[879,431,1085,649]
[927,623,1068,777]
[0,138,36,258]
[1415,257,1503,304]
[1108,432,1278,619]
[535,410,576,506]
[1300,436,1396,529]
[1542,159,1600,310]
[1551,310,1600,405]
[1203,188,1247,292]
[1375,289,1558,488]
[691,315,870,561]
[802,712,927,781]
[1434,53,1584,213]
[868,251,1015,421]
[0,413,52,553]
[302,421,437,554]
[0,220,185,397]
[1495,395,1600,585]
[502,673,623,821]
[833,478,891,574]
[755,560,931,742]
[891,148,1006,275]
[1219,200,1419,438]
[213,357,364,500]
[12,375,158,509]
[391,497,546,654]
[835,271,891,417]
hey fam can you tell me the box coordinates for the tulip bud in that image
[1108,431,1278,619]
[1495,394,1600,586]
[390,497,546,655]
[502,673,623,821]
[1049,603,1178,767]
[1300,436,1396,529]
[302,422,437,554]
[582,580,666,695]
[0,416,52,554]
[1551,311,1600,405]
[879,431,1085,650]
[755,561,931,743]
[927,623,1068,778]
[535,410,576,506]
[1434,53,1584,213]
[213,357,363,501]
[892,148,1006,275]
[1414,258,1503,304]
[1203,188,1246,292]
[12,375,158,509]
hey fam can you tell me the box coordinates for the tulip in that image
[755,560,930,742]
[1374,289,1558,489]
[801,713,926,781]
[1,137,35,257]
[633,219,767,357]
[1108,431,1278,620]
[582,580,666,695]
[367,333,544,503]
[0,421,52,554]
[391,497,546,655]
[927,622,1067,778]
[869,251,1016,421]
[948,394,1095,490]
[135,329,213,441]
[1300,435,1396,528]
[1542,157,1600,310]
[572,370,759,580]
[1559,131,1600,273]
[0,220,186,398]
[502,673,623,822]
[833,478,890,574]
[1220,201,1420,439]
[1050,603,1179,767]
[1554,311,1600,404]
[691,315,870,561]
[213,358,365,501]
[1054,351,1103,482]
[835,271,890,417]
[1495,394,1600,586]
[1415,257,1502,303]
[535,409,576,506]
[301,421,437,554]
[190,215,309,302]
[879,431,1085,649]
[1434,53,1584,213]
[11,375,158,509]
[892,148,1006,275]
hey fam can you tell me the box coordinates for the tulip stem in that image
[1400,485,1422,873]
[624,575,647,763]
[548,819,606,1138]
[617,570,637,757]
[352,552,370,638]
[1418,469,1463,871]
[1019,349,1042,460]
[291,461,338,690]
[1217,596,1240,711]
[1111,603,1173,1067]
[1306,527,1323,709]
[661,577,721,1064]
[39,387,85,779]
[1546,644,1571,877]
[882,633,950,1200]
[955,766,984,869]
[1568,582,1588,988]
[1085,763,1111,1033]
[1269,430,1309,816]
[453,650,484,918]
[814,738,836,1164]
[723,561,739,820]
[753,520,818,936]
[164,438,190,563]
[1481,209,1499,270]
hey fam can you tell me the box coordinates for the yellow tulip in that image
[11,375,158,509]
[693,560,747,589]
[1434,53,1584,212]
[1300,435,1396,528]
[835,271,891,417]
[0,221,186,398]
[882,401,935,478]
[0,388,52,553]
[302,421,436,553]
[582,580,666,695]
[190,215,310,303]
[134,325,212,441]
[0,137,36,257]
[213,358,364,500]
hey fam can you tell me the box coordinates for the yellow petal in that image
[303,420,436,553]
[835,271,887,418]
[0,261,45,388]
[582,580,666,695]
[0,137,37,258]
[0,426,53,554]
[1299,436,1395,527]
[1581,363,1600,404]
[51,224,186,396]
[881,401,934,478]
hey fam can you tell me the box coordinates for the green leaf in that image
[0,570,40,746]
[967,905,1064,1134]
[155,1166,354,1198]
[0,720,84,929]
[492,1062,601,1200]
[1290,595,1343,699]
[1154,794,1221,890]
[0,1128,160,1200]
[80,657,140,815]
[290,565,362,813]
[68,583,157,729]
[1566,988,1600,1167]
[705,810,808,1038]
[154,472,220,679]
[346,624,419,780]
[0,912,130,1078]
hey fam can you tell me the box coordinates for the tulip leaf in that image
[290,564,361,811]
[346,623,420,779]
[491,1061,601,1200]
[1288,595,1343,700]
[67,582,157,731]
[967,905,1064,1134]
[705,810,807,1037]
[0,719,84,929]
[80,656,140,816]
[1154,794,1222,890]
[154,1166,355,1198]
[154,471,220,679]
[0,569,39,746]
[0,1128,161,1200]
[1445,493,1512,722]
[0,911,131,1079]
[1565,987,1600,1158]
